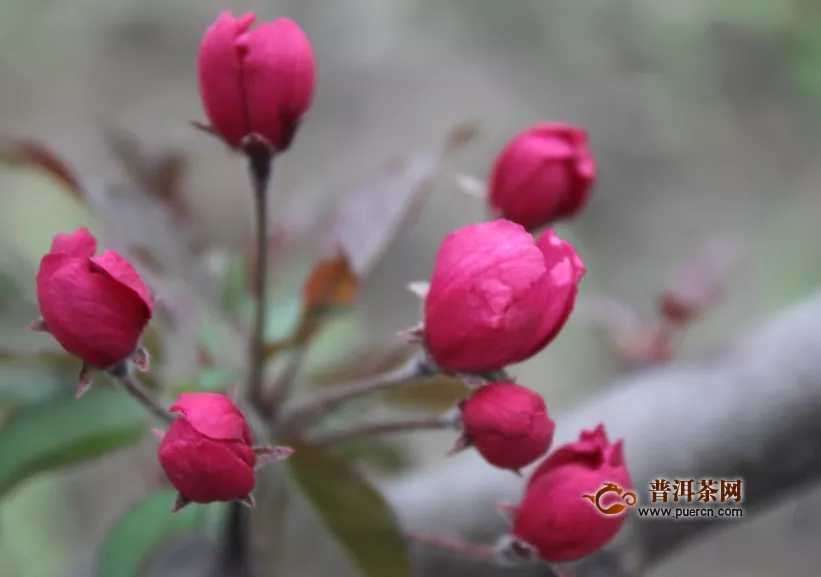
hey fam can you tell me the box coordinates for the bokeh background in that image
[2,1,821,576]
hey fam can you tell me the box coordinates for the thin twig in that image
[405,531,496,559]
[246,151,273,416]
[266,337,312,419]
[114,371,173,424]
[309,412,460,446]
[278,350,435,435]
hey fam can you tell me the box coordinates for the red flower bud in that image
[198,11,316,151]
[158,392,256,504]
[35,227,153,369]
[513,424,632,562]
[489,123,596,231]
[460,382,555,471]
[423,220,585,373]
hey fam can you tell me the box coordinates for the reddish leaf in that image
[614,326,674,366]
[576,295,676,366]
[322,121,479,278]
[660,237,744,324]
[84,180,216,301]
[0,138,84,201]
[104,127,192,225]
[302,253,360,315]
[575,295,642,337]
[285,253,361,348]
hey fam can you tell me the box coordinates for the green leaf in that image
[97,488,207,577]
[0,387,148,498]
[286,439,413,577]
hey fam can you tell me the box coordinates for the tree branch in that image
[111,370,173,424]
[246,151,273,417]
[277,350,435,435]
[382,290,821,576]
[308,411,460,446]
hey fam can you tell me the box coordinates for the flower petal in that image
[240,17,316,149]
[423,220,547,372]
[170,392,253,445]
[89,250,153,317]
[198,10,256,147]
[49,227,97,258]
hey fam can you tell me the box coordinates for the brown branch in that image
[246,151,273,416]
[113,371,173,424]
[309,411,460,445]
[405,531,496,559]
[278,350,436,435]
[265,338,312,419]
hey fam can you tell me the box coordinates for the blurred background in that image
[2,0,821,576]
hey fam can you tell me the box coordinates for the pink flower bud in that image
[423,220,585,373]
[158,392,257,504]
[35,227,153,369]
[198,11,316,151]
[460,382,555,471]
[489,123,596,231]
[512,424,633,562]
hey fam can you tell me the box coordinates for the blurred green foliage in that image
[286,439,413,577]
[98,488,209,577]
[0,387,149,499]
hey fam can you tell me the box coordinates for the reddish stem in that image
[278,351,434,435]
[405,531,495,558]
[309,413,458,445]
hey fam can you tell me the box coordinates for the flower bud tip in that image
[254,445,294,469]
[397,324,425,343]
[27,318,49,332]
[171,493,192,513]
[130,347,150,372]
[446,434,472,457]
[452,173,487,199]
[495,500,519,524]
[76,365,93,398]
[406,281,430,300]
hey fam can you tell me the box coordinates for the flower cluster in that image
[30,227,291,510]
[24,7,632,570]
[416,219,632,562]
